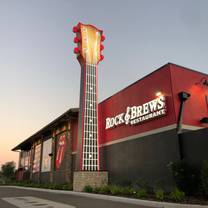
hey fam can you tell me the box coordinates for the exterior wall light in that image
[200,117,208,123]
[156,91,162,97]
[203,79,208,86]
[195,77,208,87]
[178,91,191,102]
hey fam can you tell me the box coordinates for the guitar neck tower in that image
[73,23,105,171]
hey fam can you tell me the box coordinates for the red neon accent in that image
[73,26,79,33]
[74,47,79,54]
[101,35,105,41]
[100,44,104,51]
[56,134,67,170]
[100,55,104,61]
[74,37,80,43]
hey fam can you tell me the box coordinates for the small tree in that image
[1,161,16,181]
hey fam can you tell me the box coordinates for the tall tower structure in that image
[73,23,105,172]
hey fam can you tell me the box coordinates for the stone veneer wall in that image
[73,171,108,192]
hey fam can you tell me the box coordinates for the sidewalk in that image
[2,186,208,208]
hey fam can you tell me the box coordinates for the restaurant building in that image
[13,63,208,187]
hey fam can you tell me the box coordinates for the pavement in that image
[0,186,208,208]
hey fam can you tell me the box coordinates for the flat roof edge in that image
[12,108,79,151]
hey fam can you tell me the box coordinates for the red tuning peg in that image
[74,37,80,43]
[101,35,105,41]
[100,54,104,61]
[74,47,79,54]
[73,26,79,33]
[100,44,104,51]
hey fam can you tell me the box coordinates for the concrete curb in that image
[1,186,208,208]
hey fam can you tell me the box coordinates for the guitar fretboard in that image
[82,64,99,171]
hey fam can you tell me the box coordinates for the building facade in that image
[13,63,208,187]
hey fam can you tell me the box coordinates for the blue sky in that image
[0,0,207,166]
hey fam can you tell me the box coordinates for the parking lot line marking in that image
[2,196,76,208]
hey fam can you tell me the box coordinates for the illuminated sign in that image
[105,95,167,129]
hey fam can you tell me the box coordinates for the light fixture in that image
[156,91,162,97]
[195,77,208,87]
[203,79,208,87]
[178,91,191,102]
[48,153,53,157]
[200,117,208,124]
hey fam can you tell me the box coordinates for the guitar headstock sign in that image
[73,22,105,65]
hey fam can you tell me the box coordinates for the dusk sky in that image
[0,0,208,168]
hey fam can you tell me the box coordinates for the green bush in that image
[201,160,208,196]
[54,184,64,190]
[62,184,73,190]
[83,185,93,193]
[168,161,200,195]
[135,179,152,194]
[93,187,101,193]
[169,187,185,202]
[98,185,111,194]
[136,188,147,199]
[109,185,122,195]
[121,187,134,196]
[155,188,165,201]
[0,179,6,185]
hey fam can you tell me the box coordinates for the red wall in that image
[72,63,208,150]
[99,64,177,144]
[170,64,208,128]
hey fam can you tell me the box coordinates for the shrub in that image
[135,179,152,194]
[121,187,134,196]
[98,185,111,194]
[93,187,101,193]
[169,187,185,202]
[0,179,6,185]
[136,188,147,199]
[155,188,165,201]
[201,160,208,196]
[32,183,40,188]
[168,161,200,195]
[109,185,122,195]
[55,184,65,190]
[40,183,48,189]
[48,183,57,189]
[83,185,93,193]
[62,184,73,190]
